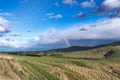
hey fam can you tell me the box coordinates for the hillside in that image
[3,41,120,60]
[43,41,120,60]
[63,45,120,60]
[0,55,119,80]
[48,46,92,52]
[0,41,120,80]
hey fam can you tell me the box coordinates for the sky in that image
[0,0,120,51]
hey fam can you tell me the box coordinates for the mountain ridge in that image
[47,41,120,52]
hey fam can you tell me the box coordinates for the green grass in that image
[63,46,120,60]
[63,46,112,59]
[1,44,120,80]
[108,46,120,59]
[0,55,119,80]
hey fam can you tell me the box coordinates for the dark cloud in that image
[73,12,86,18]
[92,5,110,14]
[91,0,120,18]
[109,10,120,18]
[0,33,4,37]
[27,30,31,32]
[10,33,21,36]
[6,39,10,41]
[80,28,87,31]
[90,25,96,27]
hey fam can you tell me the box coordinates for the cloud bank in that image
[2,17,119,49]
[25,17,120,49]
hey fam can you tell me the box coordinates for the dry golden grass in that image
[0,54,119,80]
[64,63,119,80]
[0,56,28,80]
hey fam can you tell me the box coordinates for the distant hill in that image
[48,46,92,52]
[2,41,120,60]
[48,41,120,52]
[46,41,120,60]
[109,41,120,46]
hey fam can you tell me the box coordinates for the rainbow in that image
[63,36,71,47]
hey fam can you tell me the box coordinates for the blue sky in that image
[0,0,120,51]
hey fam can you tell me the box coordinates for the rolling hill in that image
[0,41,120,80]
[43,41,120,60]
[0,55,120,80]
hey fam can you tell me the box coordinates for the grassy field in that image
[107,46,120,59]
[0,54,119,80]
[63,46,120,60]
[0,44,120,80]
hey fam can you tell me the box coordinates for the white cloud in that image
[45,13,54,16]
[0,37,32,48]
[0,27,5,32]
[46,13,63,19]
[0,16,11,34]
[49,14,63,19]
[0,12,13,16]
[34,36,40,41]
[33,28,63,44]
[73,12,86,18]
[1,17,120,49]
[31,18,120,46]
[81,0,95,8]
[0,40,16,47]
[94,0,120,14]
[102,0,120,10]
[0,16,9,26]
[62,0,78,5]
